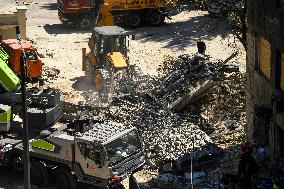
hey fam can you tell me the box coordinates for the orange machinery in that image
[0,39,43,80]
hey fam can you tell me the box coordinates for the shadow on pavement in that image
[129,14,230,51]
[40,3,58,10]
[43,24,90,35]
[0,168,99,189]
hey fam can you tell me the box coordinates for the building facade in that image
[0,6,27,40]
[247,0,284,161]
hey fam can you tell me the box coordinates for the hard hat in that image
[113,175,120,181]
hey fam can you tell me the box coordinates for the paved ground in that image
[20,0,245,105]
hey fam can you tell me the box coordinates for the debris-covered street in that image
[0,0,283,189]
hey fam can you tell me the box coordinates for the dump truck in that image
[0,115,145,189]
[27,118,145,189]
[57,0,177,29]
[82,26,133,101]
[0,39,43,82]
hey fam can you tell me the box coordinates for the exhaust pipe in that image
[82,48,86,71]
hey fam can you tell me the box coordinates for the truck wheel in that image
[76,15,93,30]
[31,161,49,187]
[145,10,165,26]
[56,168,77,189]
[126,12,142,28]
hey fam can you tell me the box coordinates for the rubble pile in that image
[43,67,60,79]
[62,53,246,188]
[206,146,242,187]
[100,53,246,164]
[107,99,213,161]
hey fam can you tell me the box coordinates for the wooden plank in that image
[0,14,18,26]
[223,51,238,65]
[169,79,217,112]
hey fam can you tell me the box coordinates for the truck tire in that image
[56,168,77,189]
[125,12,142,28]
[31,161,49,187]
[76,15,93,30]
[145,10,165,26]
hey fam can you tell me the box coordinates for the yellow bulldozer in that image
[81,2,138,102]
[82,26,133,101]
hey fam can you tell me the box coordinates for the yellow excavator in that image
[82,2,133,101]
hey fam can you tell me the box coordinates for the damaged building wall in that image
[0,6,27,40]
[247,0,284,160]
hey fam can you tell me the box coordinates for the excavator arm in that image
[0,46,20,92]
[93,3,115,26]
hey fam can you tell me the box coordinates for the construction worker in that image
[238,144,259,189]
[109,175,126,189]
[196,37,206,55]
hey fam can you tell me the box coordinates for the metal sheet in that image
[107,52,127,68]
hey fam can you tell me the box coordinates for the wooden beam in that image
[169,79,218,112]
[0,14,18,26]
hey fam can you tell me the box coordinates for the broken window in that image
[259,37,271,79]
[253,106,272,145]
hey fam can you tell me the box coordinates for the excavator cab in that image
[88,26,128,62]
[83,26,130,100]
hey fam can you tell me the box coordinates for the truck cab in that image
[74,125,144,186]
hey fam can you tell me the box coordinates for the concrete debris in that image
[68,52,245,162]
[43,67,60,78]
[61,52,245,188]
[185,171,206,184]
[157,174,179,189]
[169,79,217,112]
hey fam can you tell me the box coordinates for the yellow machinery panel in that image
[107,0,177,10]
[281,53,284,91]
[259,37,271,79]
[107,52,128,68]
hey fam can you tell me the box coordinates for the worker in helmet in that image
[109,175,126,189]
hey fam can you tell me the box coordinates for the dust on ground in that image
[22,0,245,104]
